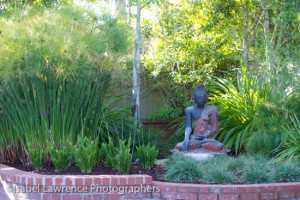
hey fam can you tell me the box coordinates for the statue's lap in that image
[175,138,229,153]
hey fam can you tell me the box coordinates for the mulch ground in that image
[3,162,167,182]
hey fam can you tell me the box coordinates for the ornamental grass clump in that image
[274,161,300,182]
[164,154,300,184]
[71,136,99,173]
[136,143,158,169]
[201,155,236,184]
[241,164,275,183]
[203,165,236,184]
[240,155,275,183]
[226,156,246,173]
[164,155,203,182]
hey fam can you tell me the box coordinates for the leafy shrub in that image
[100,137,118,168]
[71,136,98,173]
[115,139,132,174]
[136,143,158,169]
[101,137,132,174]
[27,143,46,170]
[164,155,203,182]
[47,140,72,172]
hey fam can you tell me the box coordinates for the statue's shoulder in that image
[206,105,218,113]
[185,106,195,113]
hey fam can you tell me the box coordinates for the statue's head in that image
[193,83,207,107]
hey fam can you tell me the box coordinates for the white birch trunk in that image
[263,8,272,71]
[133,0,141,127]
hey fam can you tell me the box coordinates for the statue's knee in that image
[175,142,183,150]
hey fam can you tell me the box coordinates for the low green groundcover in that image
[164,154,300,184]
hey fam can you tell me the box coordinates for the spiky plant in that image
[208,68,263,154]
[276,115,300,161]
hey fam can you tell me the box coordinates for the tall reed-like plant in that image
[0,68,110,164]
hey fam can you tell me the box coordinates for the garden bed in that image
[1,164,300,200]
[2,162,166,182]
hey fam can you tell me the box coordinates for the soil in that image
[3,162,167,182]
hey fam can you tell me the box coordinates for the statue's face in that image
[194,91,207,106]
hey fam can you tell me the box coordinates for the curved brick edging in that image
[0,164,153,200]
[152,181,300,200]
[1,164,300,200]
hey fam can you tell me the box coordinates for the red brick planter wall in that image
[1,164,300,200]
[0,164,154,200]
[152,181,300,200]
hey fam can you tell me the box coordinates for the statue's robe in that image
[193,105,218,139]
[174,105,229,154]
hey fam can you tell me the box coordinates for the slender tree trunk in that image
[133,0,141,127]
[263,7,273,71]
[240,0,249,68]
[242,36,249,67]
[111,0,116,17]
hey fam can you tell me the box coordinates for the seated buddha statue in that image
[174,83,229,154]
